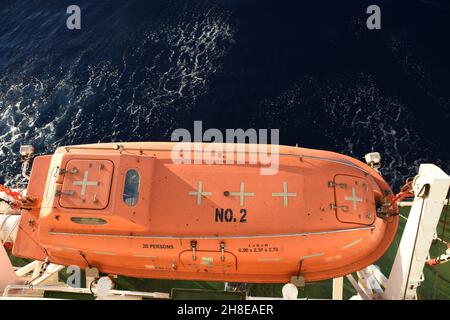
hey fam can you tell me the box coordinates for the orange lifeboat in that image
[12,142,398,283]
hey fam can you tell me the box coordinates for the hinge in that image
[328,181,348,189]
[55,190,75,197]
[330,204,349,212]
[59,168,79,175]
[190,240,198,261]
[220,241,226,261]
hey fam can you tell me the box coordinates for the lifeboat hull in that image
[12,142,398,283]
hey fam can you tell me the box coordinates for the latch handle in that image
[220,242,226,261]
[190,240,197,261]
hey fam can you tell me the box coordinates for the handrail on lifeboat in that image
[62,144,371,175]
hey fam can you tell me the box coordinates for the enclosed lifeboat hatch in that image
[333,174,376,225]
[59,159,114,210]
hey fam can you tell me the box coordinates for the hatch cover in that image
[59,159,114,210]
[333,175,376,225]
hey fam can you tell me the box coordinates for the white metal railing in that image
[3,284,170,300]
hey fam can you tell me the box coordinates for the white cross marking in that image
[272,182,297,207]
[345,187,363,210]
[188,181,212,205]
[229,182,255,206]
[73,171,98,196]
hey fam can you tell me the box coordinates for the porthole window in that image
[71,217,107,225]
[123,169,140,206]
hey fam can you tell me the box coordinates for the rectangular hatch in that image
[333,174,376,225]
[59,159,114,210]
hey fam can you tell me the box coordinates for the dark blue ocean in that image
[0,0,449,189]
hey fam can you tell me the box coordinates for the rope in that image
[0,184,26,211]
[384,177,415,218]
[80,251,92,269]
[0,184,25,202]
[0,197,14,206]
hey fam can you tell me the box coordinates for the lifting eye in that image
[123,169,140,206]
